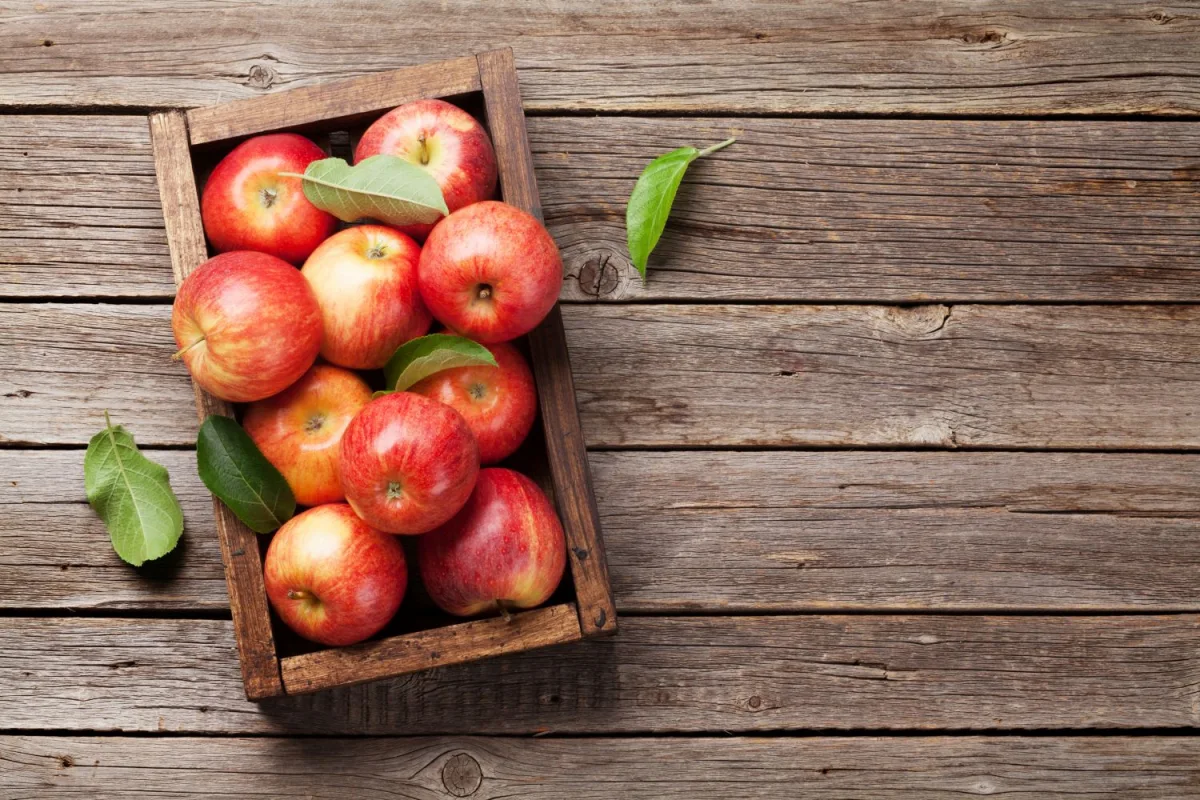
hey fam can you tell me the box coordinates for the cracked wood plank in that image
[1,615,1197,733]
[4,735,1200,798]
[5,449,1200,612]
[5,116,1200,301]
[1,1,1199,113]
[3,303,1200,449]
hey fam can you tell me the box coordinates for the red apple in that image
[418,468,566,617]
[243,365,373,507]
[418,201,562,343]
[172,251,322,402]
[201,133,336,265]
[300,225,431,369]
[354,99,497,240]
[264,503,407,647]
[408,340,537,464]
[339,392,479,534]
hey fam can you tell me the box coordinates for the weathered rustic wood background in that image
[2,1,1200,797]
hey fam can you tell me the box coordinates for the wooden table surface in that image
[3,2,1200,797]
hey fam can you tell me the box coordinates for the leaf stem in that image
[172,336,206,361]
[696,137,736,158]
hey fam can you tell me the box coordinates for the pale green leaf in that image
[382,334,498,394]
[84,413,184,566]
[287,155,449,227]
[196,415,295,533]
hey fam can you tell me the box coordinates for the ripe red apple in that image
[339,392,479,534]
[264,503,407,647]
[408,341,537,464]
[172,251,322,402]
[201,133,336,265]
[300,225,431,369]
[243,365,373,507]
[418,468,566,617]
[418,201,563,343]
[354,99,497,240]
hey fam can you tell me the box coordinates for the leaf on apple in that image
[84,412,184,566]
[625,137,735,280]
[285,155,449,227]
[382,334,498,394]
[196,415,296,534]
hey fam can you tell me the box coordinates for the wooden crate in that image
[147,49,617,700]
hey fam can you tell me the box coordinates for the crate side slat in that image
[280,603,582,695]
[147,110,285,700]
[477,48,618,638]
[186,57,482,145]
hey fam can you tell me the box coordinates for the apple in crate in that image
[354,99,497,239]
[264,504,407,647]
[419,468,566,617]
[418,201,563,343]
[301,225,431,369]
[243,365,373,507]
[409,340,537,464]
[201,133,336,265]
[339,392,479,534]
[172,251,322,403]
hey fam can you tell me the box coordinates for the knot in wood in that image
[441,752,483,797]
[576,251,622,297]
[246,62,278,90]
[877,305,951,339]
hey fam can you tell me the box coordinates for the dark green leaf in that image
[196,415,295,533]
[625,137,735,280]
[84,413,184,566]
[285,155,449,227]
[382,334,498,394]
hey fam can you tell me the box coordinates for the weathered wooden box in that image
[148,49,616,700]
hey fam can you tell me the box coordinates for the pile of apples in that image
[173,100,567,647]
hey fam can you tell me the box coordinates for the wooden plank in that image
[2,1,1199,114]
[186,55,481,145]
[281,603,582,695]
[480,47,616,638]
[5,303,1200,449]
[6,115,1200,302]
[148,111,282,700]
[5,735,1200,799]
[6,449,1200,613]
[1,615,1196,733]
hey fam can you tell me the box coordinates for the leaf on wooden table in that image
[626,137,735,280]
[284,155,449,227]
[382,333,498,394]
[196,415,295,534]
[84,412,184,566]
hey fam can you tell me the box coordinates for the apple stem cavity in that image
[475,284,493,302]
[171,336,206,361]
[495,600,515,623]
[386,480,403,501]
[287,589,315,602]
[259,186,279,208]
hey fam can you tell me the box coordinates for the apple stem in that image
[171,336,206,361]
[495,600,514,623]
[287,589,314,602]
[697,137,736,158]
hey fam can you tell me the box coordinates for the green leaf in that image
[382,334,498,394]
[625,137,735,280]
[285,155,450,227]
[84,412,184,567]
[196,415,295,534]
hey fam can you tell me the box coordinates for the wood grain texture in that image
[5,735,1200,799]
[281,603,582,695]
[6,303,1200,449]
[2,1,1199,114]
[480,48,616,638]
[148,111,282,700]
[7,115,1200,302]
[6,449,1200,612]
[2,615,1197,733]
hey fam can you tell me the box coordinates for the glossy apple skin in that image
[418,201,563,344]
[408,341,537,464]
[354,99,498,240]
[418,468,566,617]
[201,133,336,265]
[340,392,480,534]
[171,251,323,402]
[300,225,431,369]
[264,504,407,647]
[243,365,373,507]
